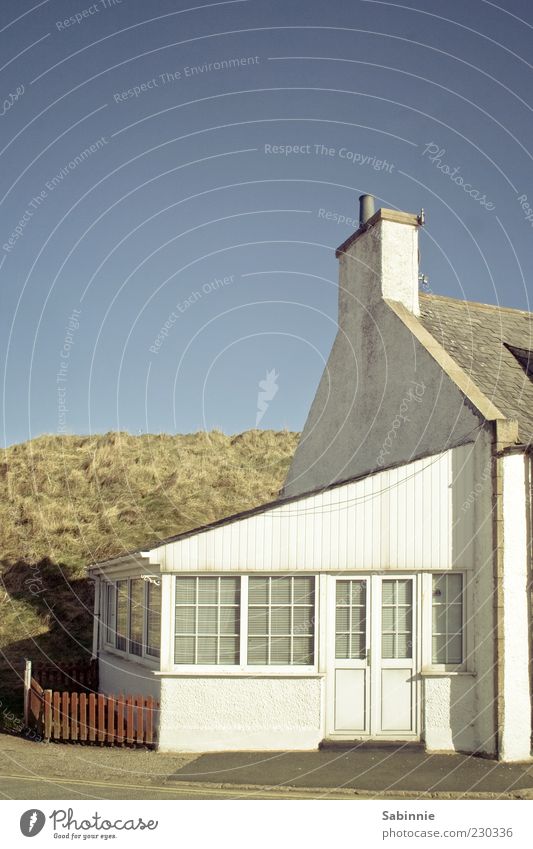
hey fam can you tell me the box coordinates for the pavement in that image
[1,733,533,800]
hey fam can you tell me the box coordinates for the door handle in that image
[366,647,371,666]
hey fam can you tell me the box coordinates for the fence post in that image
[23,659,31,726]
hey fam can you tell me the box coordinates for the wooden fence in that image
[25,661,159,747]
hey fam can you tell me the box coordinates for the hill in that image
[0,429,298,716]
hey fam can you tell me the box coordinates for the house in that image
[88,196,533,761]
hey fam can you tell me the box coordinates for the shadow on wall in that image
[0,558,94,723]
[424,674,488,756]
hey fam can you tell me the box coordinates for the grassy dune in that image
[0,429,298,714]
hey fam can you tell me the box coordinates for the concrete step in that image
[319,738,425,752]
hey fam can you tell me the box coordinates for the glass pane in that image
[198,577,218,604]
[397,608,412,633]
[294,606,313,634]
[351,632,366,659]
[175,636,195,664]
[146,582,161,655]
[293,577,314,603]
[271,578,291,604]
[336,581,349,605]
[220,577,239,603]
[396,634,412,658]
[271,607,290,634]
[382,581,396,604]
[432,606,447,632]
[249,578,269,604]
[351,581,365,605]
[336,607,349,632]
[396,580,412,604]
[293,637,313,665]
[446,574,462,603]
[175,607,195,634]
[198,606,218,634]
[447,634,463,664]
[351,607,366,633]
[432,635,447,664]
[448,604,462,633]
[175,578,196,604]
[382,633,395,658]
[129,580,144,655]
[248,606,268,635]
[219,637,239,664]
[197,636,217,664]
[382,607,395,631]
[248,637,268,664]
[106,585,115,643]
[432,574,447,600]
[270,636,291,664]
[116,580,128,650]
[219,607,238,635]
[335,634,349,658]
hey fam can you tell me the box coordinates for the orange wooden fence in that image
[27,677,159,747]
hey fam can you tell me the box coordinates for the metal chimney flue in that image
[359,194,375,228]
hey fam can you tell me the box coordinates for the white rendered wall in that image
[500,453,531,761]
[98,650,161,701]
[158,675,324,752]
[423,677,477,753]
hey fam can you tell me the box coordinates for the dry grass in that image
[0,429,298,714]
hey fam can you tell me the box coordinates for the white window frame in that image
[422,571,469,673]
[168,574,318,675]
[101,577,161,668]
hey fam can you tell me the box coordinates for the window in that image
[116,580,128,652]
[335,580,366,659]
[382,579,412,659]
[432,574,463,664]
[105,583,115,645]
[175,577,240,664]
[129,579,144,656]
[104,577,161,661]
[146,582,161,658]
[248,576,314,665]
[173,575,316,667]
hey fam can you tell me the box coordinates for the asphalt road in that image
[0,772,354,800]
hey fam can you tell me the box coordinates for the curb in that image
[163,779,533,800]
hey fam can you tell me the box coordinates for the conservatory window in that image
[175,577,240,665]
[248,576,315,665]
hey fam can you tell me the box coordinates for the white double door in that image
[327,574,420,739]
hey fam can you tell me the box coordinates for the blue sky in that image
[1,0,532,446]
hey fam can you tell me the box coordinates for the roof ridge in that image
[420,292,533,318]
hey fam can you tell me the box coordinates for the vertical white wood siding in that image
[147,445,476,573]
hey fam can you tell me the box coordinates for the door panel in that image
[335,669,366,731]
[381,669,413,731]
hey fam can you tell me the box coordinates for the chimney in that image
[336,196,422,318]
[359,193,375,228]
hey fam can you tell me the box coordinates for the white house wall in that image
[98,650,161,701]
[500,452,532,761]
[158,676,324,752]
[149,445,476,573]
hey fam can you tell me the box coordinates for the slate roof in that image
[419,293,533,444]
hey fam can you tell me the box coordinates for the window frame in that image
[101,577,161,667]
[170,574,318,675]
